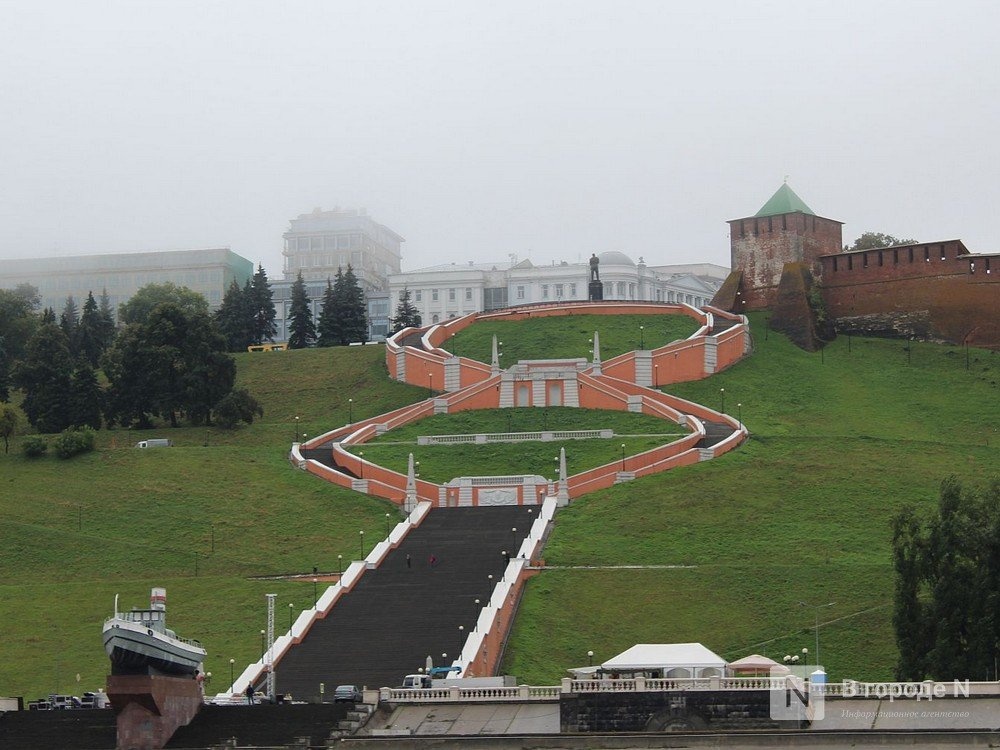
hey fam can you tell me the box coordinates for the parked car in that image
[333,684,362,703]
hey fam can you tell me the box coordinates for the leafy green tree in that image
[316,278,340,347]
[847,232,918,251]
[339,265,368,345]
[0,336,9,402]
[104,303,236,428]
[0,402,21,453]
[215,279,254,352]
[891,476,1000,680]
[214,387,264,428]
[890,505,928,680]
[249,264,277,345]
[118,282,209,326]
[13,323,74,433]
[0,284,41,365]
[41,307,56,325]
[287,272,315,349]
[391,287,422,333]
[77,292,105,368]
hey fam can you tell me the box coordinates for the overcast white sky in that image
[1,0,998,278]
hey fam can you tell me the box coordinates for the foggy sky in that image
[2,0,998,278]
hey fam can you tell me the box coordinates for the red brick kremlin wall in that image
[817,241,1000,347]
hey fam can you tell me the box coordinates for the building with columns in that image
[388,252,726,326]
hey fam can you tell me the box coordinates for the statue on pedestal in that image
[589,253,600,282]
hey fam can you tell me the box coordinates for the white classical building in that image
[388,252,727,325]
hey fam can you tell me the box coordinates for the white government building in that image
[388,252,727,326]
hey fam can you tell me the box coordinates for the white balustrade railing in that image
[377,677,999,705]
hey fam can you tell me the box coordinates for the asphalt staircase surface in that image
[271,505,537,700]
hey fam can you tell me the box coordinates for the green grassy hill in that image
[1,318,997,699]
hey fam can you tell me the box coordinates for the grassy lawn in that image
[1,313,997,699]
[351,407,687,482]
[500,314,999,684]
[446,313,698,363]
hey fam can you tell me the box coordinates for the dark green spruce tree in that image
[76,291,104,368]
[97,289,117,352]
[339,265,368,344]
[249,264,277,345]
[316,277,341,347]
[287,272,315,349]
[215,279,254,352]
[391,287,422,333]
[68,363,104,429]
[60,295,80,358]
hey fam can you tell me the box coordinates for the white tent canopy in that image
[600,643,726,678]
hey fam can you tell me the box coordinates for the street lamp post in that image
[639,325,644,350]
[587,650,594,666]
[620,443,626,472]
[348,398,353,424]
[229,658,235,688]
[359,530,365,558]
[720,388,726,414]
[312,578,318,607]
[260,629,265,654]
[358,451,364,479]
[511,527,517,555]
[428,373,433,398]
[288,602,294,630]
[654,363,658,387]
[294,416,299,442]
[337,554,343,577]
[737,402,743,431]
[799,601,835,667]
[474,598,480,630]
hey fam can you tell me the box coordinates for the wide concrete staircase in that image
[271,506,536,700]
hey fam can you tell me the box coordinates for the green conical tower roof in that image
[754,183,815,217]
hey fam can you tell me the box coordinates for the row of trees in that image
[891,476,1000,681]
[214,265,277,352]
[1,281,263,435]
[286,267,369,349]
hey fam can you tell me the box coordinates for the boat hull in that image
[103,620,206,677]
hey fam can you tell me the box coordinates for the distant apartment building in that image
[388,252,727,325]
[281,207,403,291]
[0,248,253,317]
[274,207,403,341]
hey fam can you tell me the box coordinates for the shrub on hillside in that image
[21,436,48,458]
[54,427,96,459]
[213,388,264,429]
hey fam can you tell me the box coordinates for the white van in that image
[134,439,173,449]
